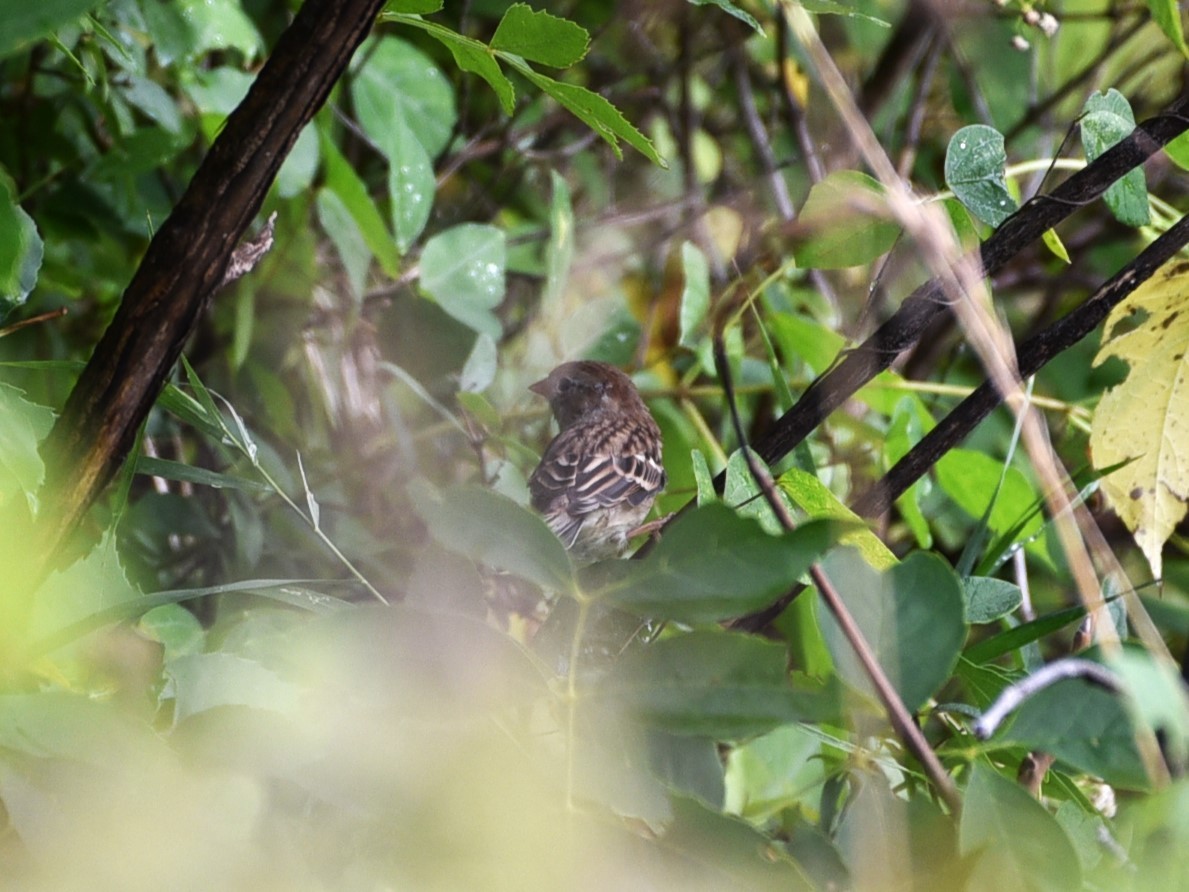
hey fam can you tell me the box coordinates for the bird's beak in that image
[529,377,551,397]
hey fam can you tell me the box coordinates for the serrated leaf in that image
[1090,257,1189,580]
[944,125,1018,228]
[400,17,516,116]
[511,62,665,166]
[0,0,110,60]
[1081,90,1149,227]
[490,3,589,68]
[0,177,43,320]
[419,223,506,337]
[679,241,710,348]
[416,483,574,592]
[688,0,764,34]
[585,504,843,623]
[961,765,1081,892]
[792,170,899,269]
[816,550,966,713]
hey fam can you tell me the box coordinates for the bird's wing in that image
[529,424,665,546]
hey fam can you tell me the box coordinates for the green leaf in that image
[31,531,141,642]
[1166,130,1189,170]
[1081,90,1150,227]
[936,448,1048,565]
[962,576,1022,624]
[724,724,828,823]
[586,504,843,623]
[1108,647,1189,774]
[792,171,900,269]
[138,603,205,661]
[964,603,1086,664]
[386,0,444,12]
[511,62,665,166]
[779,468,897,570]
[400,18,516,115]
[490,3,589,68]
[0,382,53,505]
[994,676,1149,790]
[816,550,966,713]
[415,483,574,592]
[319,129,401,276]
[419,223,506,337]
[691,448,716,505]
[0,0,104,60]
[544,170,574,305]
[165,652,302,724]
[386,117,435,252]
[135,455,270,493]
[961,765,1081,892]
[351,36,456,157]
[0,175,43,320]
[944,125,1018,228]
[175,0,264,59]
[315,188,370,300]
[595,630,839,738]
[1147,0,1189,57]
[679,241,710,348]
[276,122,320,199]
[688,0,764,34]
[459,333,497,393]
[724,449,793,536]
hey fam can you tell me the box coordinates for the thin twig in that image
[973,659,1122,739]
[713,333,962,815]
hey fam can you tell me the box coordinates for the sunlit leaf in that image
[1090,257,1189,580]
[490,3,589,68]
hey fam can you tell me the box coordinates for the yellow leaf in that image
[1090,258,1189,580]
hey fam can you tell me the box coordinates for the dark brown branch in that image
[35,0,386,563]
[746,92,1189,473]
[852,211,1189,519]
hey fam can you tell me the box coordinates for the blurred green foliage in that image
[0,0,1188,888]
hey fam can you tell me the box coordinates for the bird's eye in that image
[558,377,573,393]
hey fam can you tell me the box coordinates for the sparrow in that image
[528,361,666,561]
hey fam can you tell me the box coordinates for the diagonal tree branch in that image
[33,0,386,568]
[853,211,1189,519]
[746,92,1189,473]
